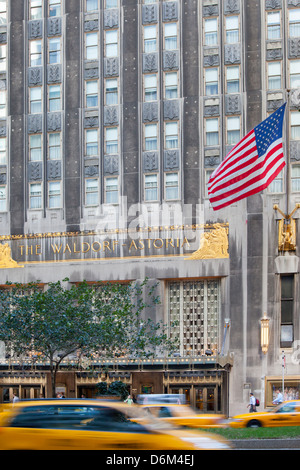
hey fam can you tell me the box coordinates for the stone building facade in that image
[0,0,299,416]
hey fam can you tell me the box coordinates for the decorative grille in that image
[168,280,220,357]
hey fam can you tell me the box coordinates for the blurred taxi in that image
[230,400,300,428]
[0,399,231,450]
[137,394,228,428]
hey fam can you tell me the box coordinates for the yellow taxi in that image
[137,394,228,428]
[0,399,231,450]
[230,400,300,428]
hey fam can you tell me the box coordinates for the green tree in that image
[0,278,177,397]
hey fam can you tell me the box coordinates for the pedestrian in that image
[124,394,133,405]
[247,392,256,412]
[273,389,283,404]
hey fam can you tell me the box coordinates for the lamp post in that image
[260,314,270,354]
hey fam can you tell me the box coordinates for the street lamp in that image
[260,313,270,354]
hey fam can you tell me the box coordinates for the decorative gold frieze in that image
[186,223,229,260]
[0,243,24,268]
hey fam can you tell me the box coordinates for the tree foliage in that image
[0,278,177,397]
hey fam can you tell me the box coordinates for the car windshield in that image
[272,402,297,413]
[7,404,152,433]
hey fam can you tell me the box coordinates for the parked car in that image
[137,394,228,428]
[230,400,300,428]
[0,399,231,450]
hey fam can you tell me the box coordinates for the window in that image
[289,9,300,37]
[267,11,281,40]
[165,72,178,99]
[30,40,42,67]
[205,68,218,95]
[86,129,98,156]
[0,137,6,164]
[29,183,42,209]
[280,275,294,348]
[0,90,6,118]
[105,30,118,57]
[0,44,6,72]
[167,280,220,356]
[225,16,239,43]
[165,121,178,149]
[144,74,157,102]
[291,111,300,140]
[29,134,42,161]
[268,62,281,90]
[0,1,6,24]
[268,172,283,193]
[105,127,118,154]
[85,178,99,206]
[291,164,300,192]
[105,0,118,7]
[48,85,61,112]
[227,116,240,145]
[48,181,61,208]
[30,87,42,114]
[165,172,179,200]
[164,23,177,50]
[0,185,6,211]
[86,0,98,11]
[105,78,118,105]
[49,0,61,17]
[86,32,98,60]
[204,18,218,46]
[86,81,98,108]
[145,123,157,151]
[144,25,157,53]
[205,118,219,146]
[290,60,300,89]
[105,177,118,204]
[30,0,43,20]
[144,174,158,201]
[48,133,61,160]
[226,66,240,93]
[48,38,61,64]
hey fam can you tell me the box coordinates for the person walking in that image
[247,392,256,412]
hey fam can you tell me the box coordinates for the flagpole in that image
[286,90,291,218]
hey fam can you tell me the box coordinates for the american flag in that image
[208,103,287,211]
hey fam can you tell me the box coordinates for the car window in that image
[276,402,296,413]
[9,405,149,433]
[158,407,173,418]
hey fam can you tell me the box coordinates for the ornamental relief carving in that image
[224,44,241,64]
[163,51,179,70]
[143,152,158,172]
[142,5,158,24]
[28,115,43,134]
[143,53,158,73]
[162,2,178,21]
[28,67,43,86]
[48,18,61,36]
[47,113,61,132]
[104,10,119,29]
[104,155,119,175]
[28,20,42,38]
[47,160,61,180]
[104,58,119,77]
[143,102,158,122]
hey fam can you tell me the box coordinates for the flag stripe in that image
[209,141,283,199]
[208,104,286,211]
[209,144,284,205]
[209,145,285,209]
